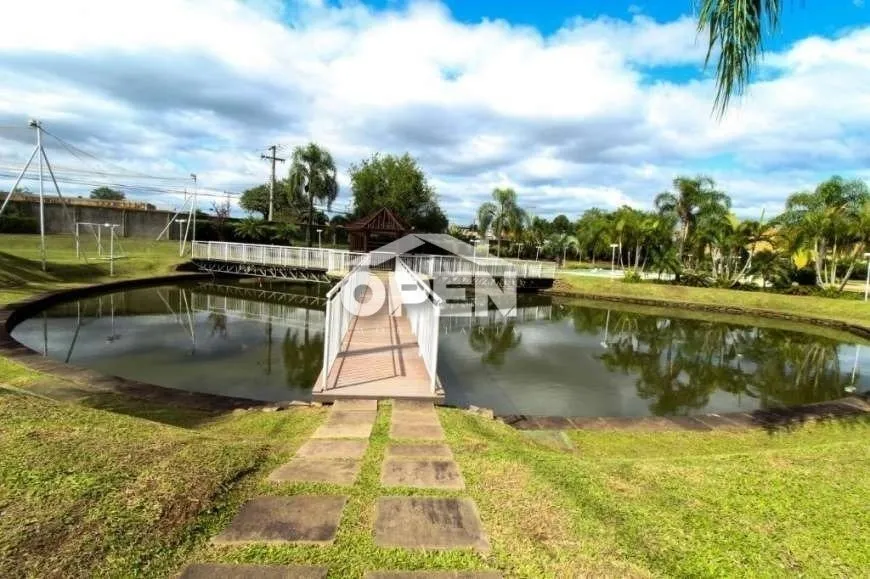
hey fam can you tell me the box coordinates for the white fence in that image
[191,241,556,279]
[394,259,443,392]
[191,292,325,329]
[321,254,371,388]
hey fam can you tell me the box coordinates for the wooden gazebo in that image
[346,207,410,252]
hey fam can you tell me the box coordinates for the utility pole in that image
[261,145,285,222]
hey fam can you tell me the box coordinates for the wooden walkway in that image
[313,283,443,402]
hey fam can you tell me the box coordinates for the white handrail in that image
[191,241,556,279]
[321,254,371,388]
[395,258,443,392]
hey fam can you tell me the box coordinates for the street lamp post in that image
[610,243,619,278]
[864,252,870,302]
[535,245,542,261]
[317,228,323,249]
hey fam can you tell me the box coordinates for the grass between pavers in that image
[0,388,326,577]
[191,402,489,577]
[556,274,870,329]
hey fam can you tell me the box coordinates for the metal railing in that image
[395,258,443,392]
[191,241,557,279]
[192,241,368,272]
[321,254,371,388]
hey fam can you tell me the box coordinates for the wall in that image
[5,199,200,239]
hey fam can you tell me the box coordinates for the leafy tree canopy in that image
[349,153,447,233]
[89,186,125,201]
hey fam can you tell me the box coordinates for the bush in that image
[791,267,817,286]
[622,269,643,283]
[0,215,38,234]
[677,269,713,288]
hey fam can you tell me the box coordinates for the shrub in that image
[622,269,643,283]
[0,215,38,234]
[677,269,713,288]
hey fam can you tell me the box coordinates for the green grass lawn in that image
[0,233,868,576]
[0,233,183,304]
[556,273,870,328]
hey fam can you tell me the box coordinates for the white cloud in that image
[0,0,867,224]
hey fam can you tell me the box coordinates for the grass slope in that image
[1,233,868,576]
[0,234,183,304]
[556,274,870,328]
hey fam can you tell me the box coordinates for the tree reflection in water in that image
[468,321,522,366]
[282,327,323,389]
[571,308,850,415]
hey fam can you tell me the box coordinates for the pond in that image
[11,279,870,417]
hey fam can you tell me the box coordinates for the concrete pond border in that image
[0,272,868,429]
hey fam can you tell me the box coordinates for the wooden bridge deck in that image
[313,285,443,402]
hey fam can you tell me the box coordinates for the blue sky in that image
[0,0,868,223]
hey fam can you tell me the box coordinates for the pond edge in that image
[1,273,867,430]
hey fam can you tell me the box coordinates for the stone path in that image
[179,400,499,578]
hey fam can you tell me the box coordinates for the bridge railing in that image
[395,258,443,392]
[192,241,369,272]
[192,241,557,279]
[398,254,556,279]
[321,254,371,388]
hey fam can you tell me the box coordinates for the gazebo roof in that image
[345,207,411,232]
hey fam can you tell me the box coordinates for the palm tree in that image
[288,143,339,247]
[697,0,782,116]
[234,217,265,242]
[778,176,870,289]
[271,222,299,245]
[477,187,522,257]
[654,176,731,266]
[546,232,579,266]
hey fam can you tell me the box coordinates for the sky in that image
[0,0,869,224]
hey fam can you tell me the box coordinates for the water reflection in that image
[439,297,869,417]
[12,280,328,401]
[10,282,869,416]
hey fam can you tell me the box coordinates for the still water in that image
[11,280,870,417]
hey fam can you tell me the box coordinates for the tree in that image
[697,0,782,116]
[778,176,870,290]
[552,214,572,234]
[545,232,579,265]
[654,175,730,266]
[288,143,339,246]
[234,217,266,241]
[90,186,125,201]
[349,153,447,233]
[477,187,522,257]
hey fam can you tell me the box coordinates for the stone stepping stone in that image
[390,421,445,441]
[374,497,489,552]
[365,572,501,579]
[393,400,435,413]
[392,411,441,426]
[333,399,378,411]
[386,442,453,459]
[179,563,328,578]
[269,458,361,485]
[312,411,377,439]
[381,458,465,490]
[296,439,369,459]
[213,496,346,545]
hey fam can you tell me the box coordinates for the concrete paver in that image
[386,443,453,459]
[381,459,464,490]
[295,439,369,459]
[374,497,489,552]
[268,458,361,486]
[213,496,347,545]
[179,563,328,578]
